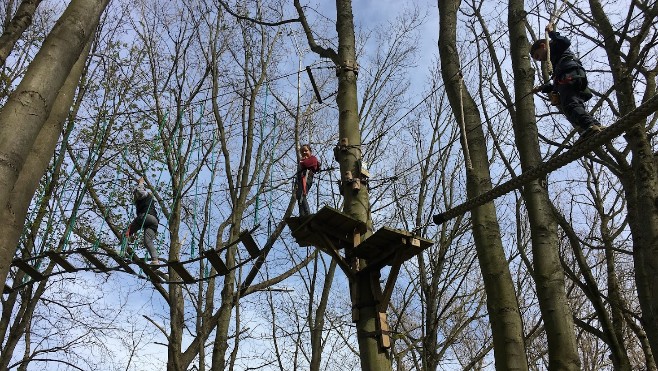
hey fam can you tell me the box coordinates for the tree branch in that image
[293,0,339,62]
[216,0,300,26]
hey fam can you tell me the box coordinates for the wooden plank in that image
[45,251,76,272]
[378,312,391,349]
[353,227,433,266]
[169,261,196,283]
[12,260,44,281]
[202,249,229,275]
[106,251,137,275]
[77,249,110,271]
[238,230,260,258]
[4,284,14,294]
[134,259,162,283]
[286,206,367,248]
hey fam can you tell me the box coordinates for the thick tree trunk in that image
[211,232,238,370]
[0,0,109,290]
[588,0,658,359]
[333,1,391,370]
[0,29,92,292]
[436,1,528,369]
[507,0,580,369]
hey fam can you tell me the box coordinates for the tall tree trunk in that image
[0,0,110,289]
[507,0,580,369]
[0,0,43,67]
[588,0,658,358]
[0,28,92,290]
[436,1,528,369]
[334,1,391,370]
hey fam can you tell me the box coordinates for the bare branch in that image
[216,0,300,26]
[293,0,339,63]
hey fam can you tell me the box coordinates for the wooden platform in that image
[287,206,433,270]
[353,227,433,270]
[286,206,367,248]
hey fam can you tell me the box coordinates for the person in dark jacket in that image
[530,23,602,137]
[294,144,320,217]
[125,177,160,264]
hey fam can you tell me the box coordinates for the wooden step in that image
[106,251,137,275]
[77,249,111,272]
[12,259,44,281]
[238,230,260,258]
[45,251,76,272]
[169,260,196,283]
[133,259,162,283]
[202,249,229,275]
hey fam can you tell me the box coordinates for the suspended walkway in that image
[5,228,261,294]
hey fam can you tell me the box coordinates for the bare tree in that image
[436,0,529,368]
[0,0,110,294]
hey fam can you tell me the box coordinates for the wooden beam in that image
[134,259,162,283]
[380,251,404,312]
[106,251,137,275]
[77,249,111,272]
[12,260,44,281]
[318,233,354,279]
[169,260,196,283]
[45,251,76,272]
[238,230,260,258]
[203,249,229,275]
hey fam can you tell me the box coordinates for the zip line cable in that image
[74,65,332,122]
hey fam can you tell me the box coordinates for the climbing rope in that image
[458,72,473,170]
[545,0,569,74]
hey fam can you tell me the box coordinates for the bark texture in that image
[437,0,529,369]
[0,0,110,294]
[508,0,580,368]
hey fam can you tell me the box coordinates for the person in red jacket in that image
[295,144,319,216]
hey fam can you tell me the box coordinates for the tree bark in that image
[507,0,580,369]
[588,0,658,358]
[334,1,391,370]
[436,0,528,369]
[0,0,43,67]
[0,25,92,297]
[0,0,110,290]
